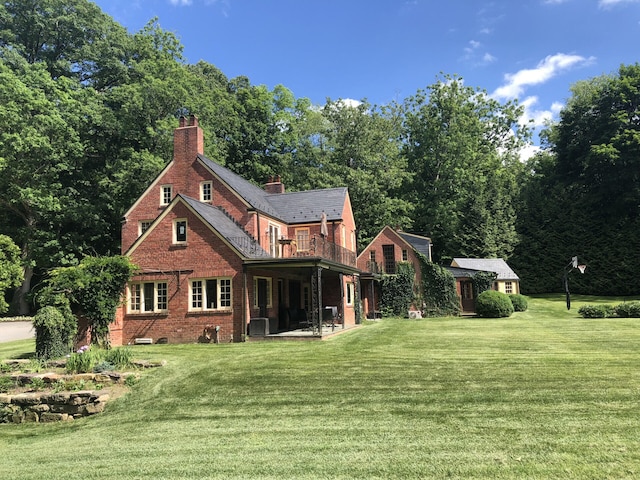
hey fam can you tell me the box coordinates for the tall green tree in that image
[513,64,640,294]
[402,75,529,262]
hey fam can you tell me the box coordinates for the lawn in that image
[1,294,640,479]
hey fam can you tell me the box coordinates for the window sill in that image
[169,243,188,250]
[126,311,169,317]
[188,309,233,315]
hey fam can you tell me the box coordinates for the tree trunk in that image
[12,264,33,315]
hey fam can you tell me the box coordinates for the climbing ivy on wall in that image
[417,254,460,317]
[380,262,415,317]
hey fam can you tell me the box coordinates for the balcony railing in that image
[230,234,356,267]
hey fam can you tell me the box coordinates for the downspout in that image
[242,265,248,341]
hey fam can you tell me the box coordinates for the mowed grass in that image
[2,294,640,479]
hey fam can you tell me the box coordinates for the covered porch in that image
[243,257,361,339]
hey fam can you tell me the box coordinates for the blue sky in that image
[93,0,640,149]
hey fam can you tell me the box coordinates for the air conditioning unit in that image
[408,310,422,319]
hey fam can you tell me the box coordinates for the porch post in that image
[338,273,344,329]
[311,266,322,336]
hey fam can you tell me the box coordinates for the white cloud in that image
[169,0,192,5]
[599,0,640,7]
[482,53,497,64]
[520,96,564,128]
[492,53,594,100]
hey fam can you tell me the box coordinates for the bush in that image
[105,347,133,369]
[509,294,528,312]
[577,304,613,318]
[33,305,77,360]
[66,347,103,374]
[476,290,514,318]
[614,301,640,318]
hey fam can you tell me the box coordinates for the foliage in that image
[475,290,514,318]
[471,271,497,297]
[509,294,529,312]
[379,262,415,317]
[0,375,16,393]
[402,75,529,262]
[0,235,22,314]
[577,304,613,319]
[513,64,640,295]
[614,301,640,318]
[37,255,136,347]
[418,255,460,317]
[66,345,133,373]
[29,376,46,391]
[32,305,76,360]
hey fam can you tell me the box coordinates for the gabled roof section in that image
[265,187,347,223]
[180,195,270,259]
[398,232,432,259]
[451,258,520,281]
[198,154,348,224]
[197,154,282,219]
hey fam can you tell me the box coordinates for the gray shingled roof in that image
[445,266,481,278]
[181,195,270,259]
[198,154,346,223]
[398,232,432,259]
[266,188,347,223]
[451,258,520,281]
[197,154,282,219]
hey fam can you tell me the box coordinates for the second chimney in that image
[264,175,285,194]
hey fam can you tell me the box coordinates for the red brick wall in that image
[122,201,246,344]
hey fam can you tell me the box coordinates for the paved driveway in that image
[0,321,35,343]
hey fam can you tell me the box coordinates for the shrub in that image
[33,306,77,360]
[105,347,133,369]
[29,377,46,391]
[0,376,16,393]
[66,347,104,374]
[476,290,514,318]
[614,301,640,318]
[577,305,613,318]
[93,361,115,373]
[509,294,528,312]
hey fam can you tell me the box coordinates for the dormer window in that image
[161,185,173,206]
[200,181,212,202]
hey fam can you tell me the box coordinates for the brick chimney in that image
[264,175,285,194]
[173,114,204,163]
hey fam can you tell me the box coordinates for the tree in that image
[402,75,530,262]
[0,235,23,314]
[513,64,640,294]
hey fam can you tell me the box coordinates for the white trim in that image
[160,184,173,206]
[253,276,273,308]
[173,218,187,244]
[200,180,212,202]
[189,277,232,312]
[127,281,169,314]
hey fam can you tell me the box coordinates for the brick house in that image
[110,115,360,345]
[357,226,432,318]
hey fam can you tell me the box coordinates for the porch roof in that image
[243,256,361,275]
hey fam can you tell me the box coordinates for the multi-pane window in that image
[128,282,168,313]
[402,249,408,261]
[505,281,513,294]
[296,228,310,251]
[382,244,396,274]
[139,220,153,236]
[200,181,212,202]
[161,185,172,205]
[190,278,232,311]
[174,219,187,243]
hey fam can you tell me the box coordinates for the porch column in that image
[311,266,322,336]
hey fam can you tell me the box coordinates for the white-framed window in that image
[173,219,187,244]
[139,220,153,236]
[128,281,168,313]
[253,277,273,308]
[190,278,232,311]
[200,181,212,202]
[346,282,354,306]
[296,228,310,251]
[505,281,513,294]
[268,223,280,257]
[402,249,408,262]
[161,185,173,206]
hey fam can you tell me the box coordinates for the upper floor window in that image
[174,219,187,244]
[296,228,310,251]
[200,181,212,202]
[402,249,408,262]
[128,281,168,314]
[161,185,172,206]
[383,244,396,274]
[139,220,153,236]
[190,278,232,311]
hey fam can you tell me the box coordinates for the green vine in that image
[417,254,460,317]
[380,262,415,317]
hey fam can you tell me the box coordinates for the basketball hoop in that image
[577,264,587,274]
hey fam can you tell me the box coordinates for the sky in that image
[92,0,640,151]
